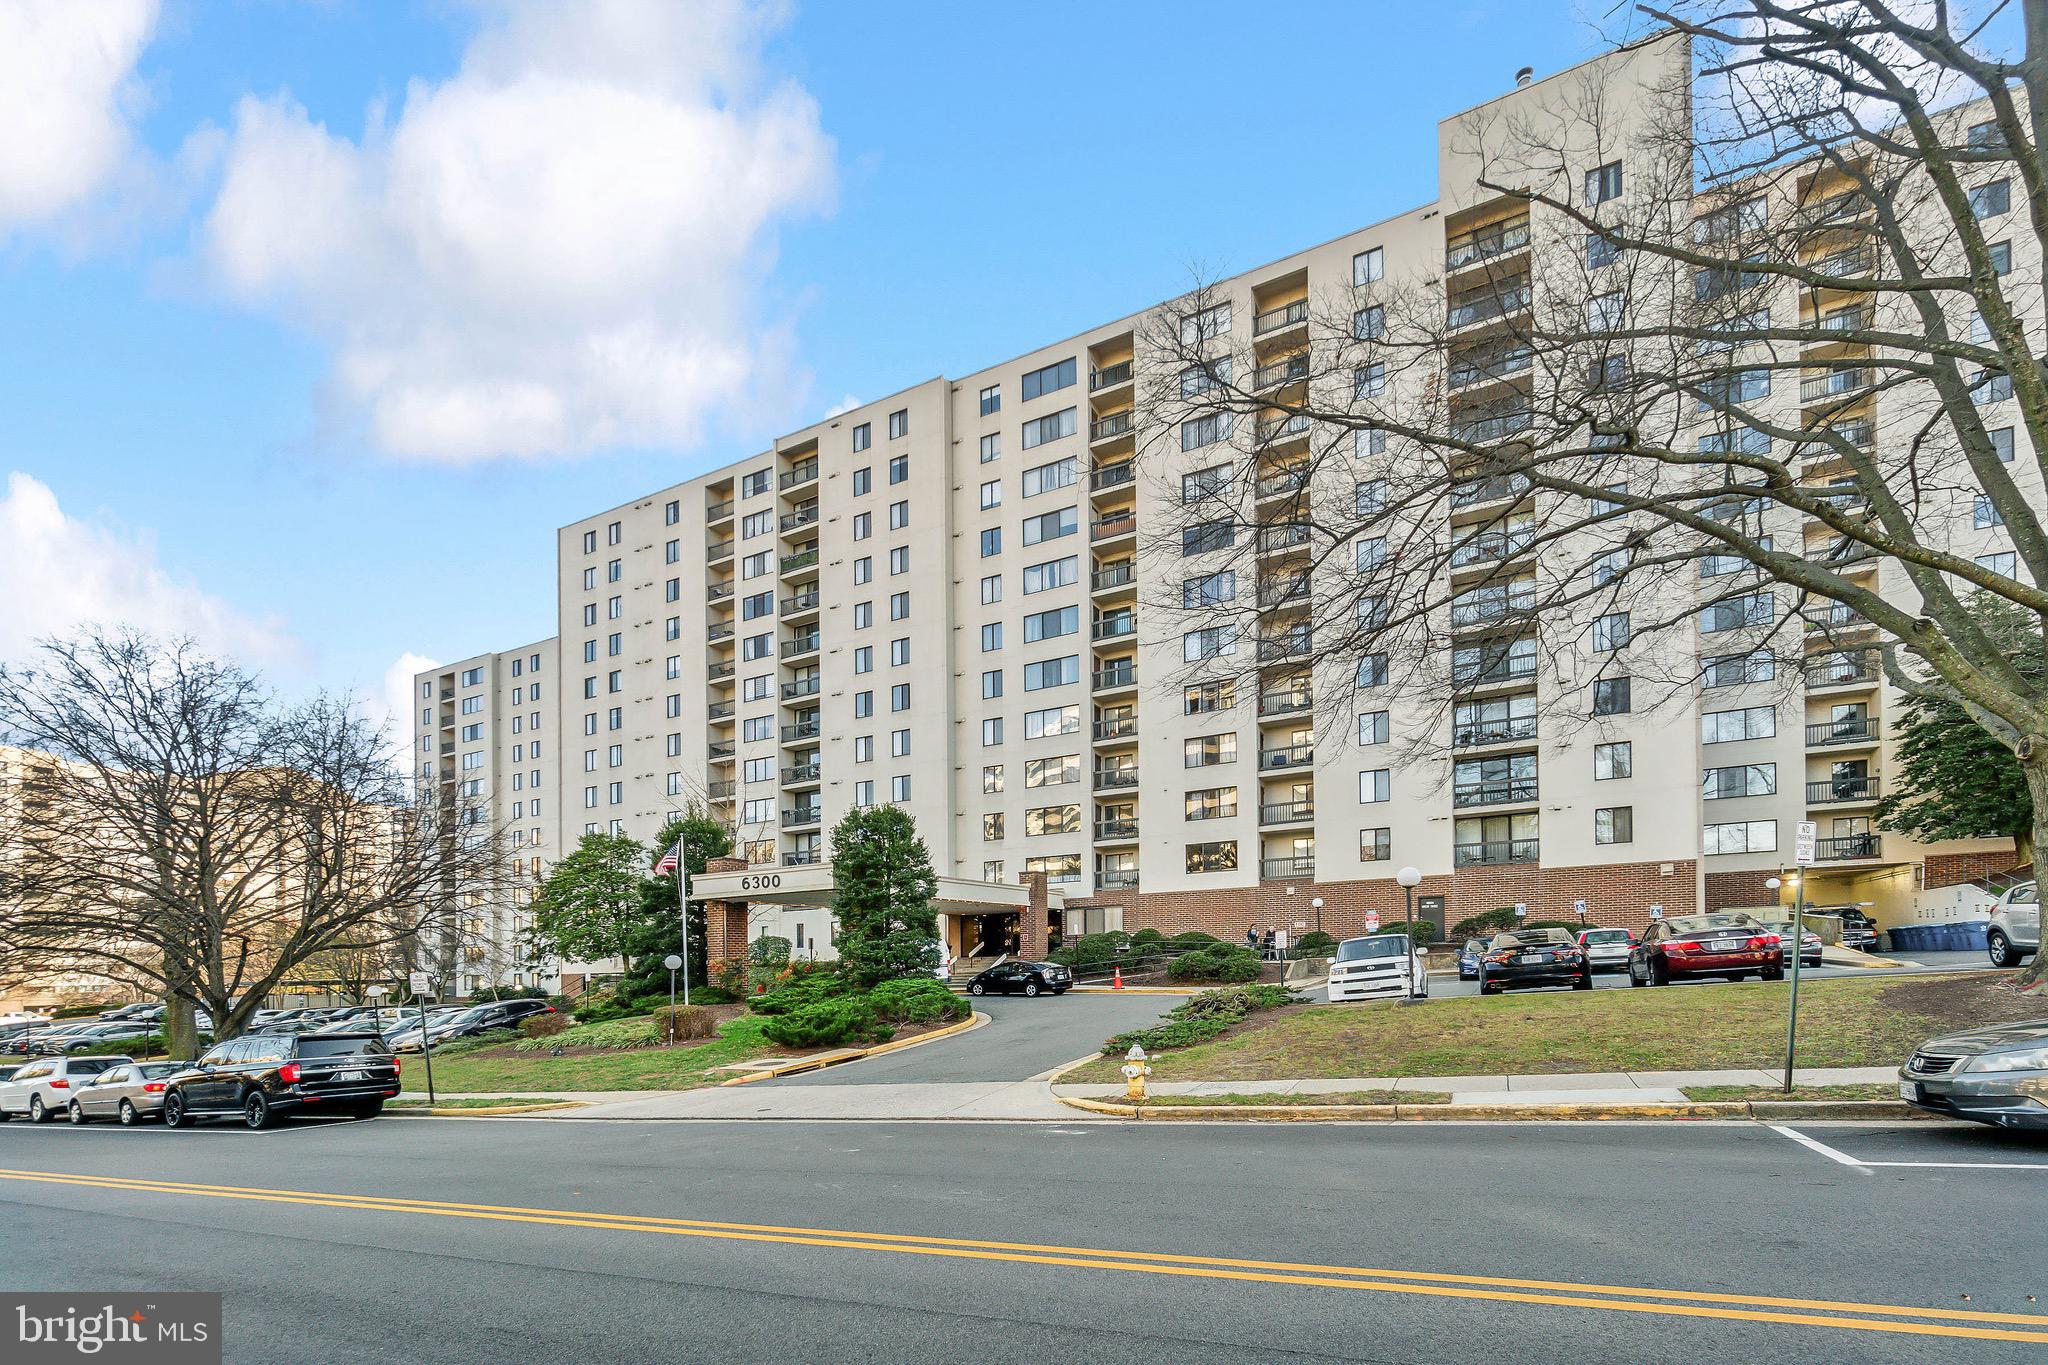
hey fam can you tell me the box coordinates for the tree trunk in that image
[164,993,199,1061]
[2012,755,2048,995]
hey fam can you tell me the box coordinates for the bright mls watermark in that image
[5,1294,219,1363]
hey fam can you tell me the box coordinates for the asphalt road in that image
[3,1115,2044,1363]
[772,989,1177,1085]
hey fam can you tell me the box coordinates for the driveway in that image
[768,990,1178,1086]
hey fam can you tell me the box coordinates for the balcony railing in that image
[1094,716,1137,742]
[1257,635,1311,662]
[782,849,823,867]
[780,548,819,574]
[1090,459,1135,492]
[1258,690,1312,716]
[1091,511,1137,541]
[780,506,819,532]
[1253,299,1310,335]
[1445,214,1531,270]
[1257,468,1309,501]
[1448,282,1529,329]
[1815,305,1867,334]
[1253,354,1311,390]
[782,633,820,656]
[707,580,734,601]
[1257,577,1310,609]
[1095,767,1139,790]
[782,806,823,829]
[1261,855,1316,880]
[1450,527,1534,569]
[708,623,735,642]
[1450,473,1530,508]
[782,720,820,743]
[1811,247,1872,280]
[1255,413,1311,445]
[706,539,734,560]
[1814,834,1879,861]
[1260,742,1313,770]
[1453,716,1538,747]
[708,740,736,761]
[1805,538,1878,566]
[1091,562,1135,592]
[1450,407,1534,444]
[706,499,734,521]
[1094,661,1136,690]
[783,761,821,784]
[708,700,735,720]
[1090,411,1135,443]
[1448,345,1533,389]
[706,780,735,800]
[1806,717,1878,746]
[780,589,820,616]
[1808,776,1880,803]
[1094,818,1139,841]
[1453,778,1539,809]
[1097,868,1141,890]
[781,676,821,701]
[1258,523,1310,553]
[1093,614,1136,641]
[780,459,819,490]
[1089,360,1133,392]
[1454,838,1540,867]
[707,660,735,681]
[1805,604,1873,632]
[1260,799,1315,825]
[1453,654,1537,688]
[1801,368,1872,403]
[1805,650,1878,687]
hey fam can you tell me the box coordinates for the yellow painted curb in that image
[719,1010,987,1086]
[397,1101,587,1116]
[1055,1095,1933,1122]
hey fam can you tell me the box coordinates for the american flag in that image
[655,845,679,875]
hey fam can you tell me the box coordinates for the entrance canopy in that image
[688,863,1065,915]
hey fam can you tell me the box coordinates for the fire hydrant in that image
[1122,1043,1151,1101]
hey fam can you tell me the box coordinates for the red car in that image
[1628,912,1785,986]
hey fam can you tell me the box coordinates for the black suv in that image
[162,1032,399,1129]
[964,961,1072,997]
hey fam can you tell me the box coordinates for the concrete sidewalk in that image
[1054,1065,1899,1107]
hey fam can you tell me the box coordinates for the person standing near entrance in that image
[1260,928,1276,960]
[1245,925,1259,953]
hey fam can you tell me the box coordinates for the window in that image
[889,454,908,484]
[1179,301,1231,345]
[1594,806,1633,845]
[854,735,873,762]
[854,780,874,808]
[890,774,911,802]
[854,556,872,585]
[853,511,871,541]
[981,527,1002,558]
[1025,804,1080,836]
[1701,705,1776,743]
[742,591,773,620]
[892,682,911,711]
[1024,704,1081,738]
[1591,612,1630,651]
[1181,462,1232,504]
[608,596,622,619]
[1353,305,1385,341]
[1022,455,1077,496]
[1974,495,2004,529]
[1359,769,1391,803]
[1184,733,1236,767]
[890,638,909,666]
[1180,358,1232,397]
[1703,763,1777,799]
[1355,536,1387,572]
[1183,625,1236,662]
[1354,480,1387,518]
[1358,710,1389,745]
[983,765,1004,794]
[1989,426,2014,462]
[978,714,1004,746]
[854,646,873,674]
[744,716,772,742]
[1354,362,1386,398]
[887,500,908,532]
[743,550,771,578]
[744,757,773,783]
[742,634,772,661]
[1700,591,1773,633]
[1970,179,2011,218]
[982,860,1004,883]
[1988,240,2012,275]
[1352,246,1383,285]
[1359,828,1392,862]
[1022,507,1077,545]
[1021,357,1077,400]
[889,546,909,576]
[888,408,908,439]
[982,669,1003,699]
[981,574,1002,605]
[853,466,871,496]
[1023,605,1078,642]
[1184,680,1234,714]
[1185,841,1237,873]
[1356,654,1388,689]
[854,689,873,719]
[889,590,909,621]
[581,530,597,554]
[1021,409,1077,451]
[891,728,911,757]
[1586,231,1620,269]
[1023,655,1079,691]
[1592,676,1631,716]
[607,520,621,545]
[1978,550,2017,578]
[979,433,1000,463]
[1585,160,1623,204]
[1702,649,1774,688]
[979,479,1002,510]
[852,422,872,452]
[983,812,1006,841]
[1585,292,1625,331]
[981,622,1002,652]
[743,468,772,497]
[1702,819,1777,855]
[1024,754,1079,788]
[1182,520,1232,555]
[1026,853,1082,884]
[1179,413,1231,451]
[1183,787,1237,820]
[665,500,680,525]
[1022,556,1077,595]
[854,601,873,630]
[979,384,1001,416]
[1182,571,1235,608]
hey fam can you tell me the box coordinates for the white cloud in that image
[366,650,440,753]
[202,0,834,463]
[0,0,159,230]
[0,471,302,667]
[823,394,863,417]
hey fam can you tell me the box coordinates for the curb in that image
[718,1010,989,1086]
[1054,1096,1936,1122]
[1068,986,1203,996]
[393,1101,587,1116]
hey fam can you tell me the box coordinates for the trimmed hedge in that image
[758,997,892,1050]
[865,978,968,1026]
[1294,931,1340,956]
[519,1013,571,1040]
[1105,983,1302,1054]
[1166,944,1262,983]
[648,1005,717,1042]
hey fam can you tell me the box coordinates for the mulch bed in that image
[1880,970,2046,1022]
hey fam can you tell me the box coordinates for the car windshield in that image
[1582,929,1630,944]
[1336,936,1409,961]
[68,1059,118,1075]
[1665,913,1765,936]
[297,1036,388,1058]
[1491,929,1574,949]
[137,1063,185,1079]
[1463,939,1485,953]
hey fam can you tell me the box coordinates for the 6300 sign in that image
[738,873,782,891]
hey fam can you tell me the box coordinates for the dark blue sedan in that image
[1457,938,1485,980]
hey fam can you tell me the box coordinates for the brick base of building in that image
[1703,869,1783,913]
[1923,850,2024,890]
[1067,858,1698,942]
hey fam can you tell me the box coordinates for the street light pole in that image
[1395,866,1423,1003]
[662,954,683,1046]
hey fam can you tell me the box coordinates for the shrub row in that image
[1104,983,1302,1055]
[1166,943,1262,983]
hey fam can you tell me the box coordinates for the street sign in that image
[1365,913,1380,930]
[1649,903,1664,920]
[1513,902,1527,918]
[1573,898,1588,916]
[1794,820,1818,866]
[407,971,430,996]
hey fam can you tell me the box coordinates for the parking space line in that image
[1772,1124,2048,1170]
[1769,1125,1869,1169]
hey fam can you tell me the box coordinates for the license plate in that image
[1708,939,1739,951]
[333,1070,366,1082]
[1898,1080,1920,1102]
[1518,954,1542,965]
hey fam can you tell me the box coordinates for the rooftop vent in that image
[1515,66,1534,88]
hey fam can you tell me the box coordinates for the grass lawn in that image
[1140,1089,1448,1107]
[419,1015,779,1092]
[1680,1083,1899,1102]
[1064,972,2040,1084]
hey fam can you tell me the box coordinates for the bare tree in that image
[0,630,512,1046]
[1136,3,2046,983]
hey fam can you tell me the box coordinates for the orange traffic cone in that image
[1113,967,1124,990]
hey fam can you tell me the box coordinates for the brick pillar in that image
[1017,872,1051,961]
[702,856,750,968]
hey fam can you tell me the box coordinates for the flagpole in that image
[675,842,690,1007]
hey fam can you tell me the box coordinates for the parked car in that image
[964,961,1071,997]
[0,1056,132,1122]
[54,1022,158,1054]
[310,1008,413,1037]
[161,1032,399,1129]
[1899,1019,2048,1129]
[1575,927,1636,973]
[383,1006,498,1052]
[0,1064,19,1086]
[97,1004,152,1021]
[1758,920,1824,969]
[1629,913,1784,986]
[1456,938,1485,981]
[5,1022,105,1056]
[1477,929,1591,995]
[1987,881,2039,968]
[67,1061,188,1125]
[1328,933,1430,1002]
[1823,907,1880,953]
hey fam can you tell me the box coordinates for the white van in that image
[1987,881,2039,967]
[1327,934,1429,1003]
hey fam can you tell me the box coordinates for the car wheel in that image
[1648,959,1670,988]
[118,1100,139,1126]
[69,1101,91,1125]
[162,1092,190,1129]
[1761,966,1785,982]
[969,982,986,996]
[1024,981,1041,997]
[1988,930,2018,968]
[242,1090,276,1131]
[1572,972,1592,991]
[352,1100,384,1120]
[28,1095,49,1123]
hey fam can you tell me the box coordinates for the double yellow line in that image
[2,1166,2041,1345]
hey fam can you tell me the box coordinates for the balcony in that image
[706,539,734,561]
[1801,367,1872,404]
[1807,717,1878,746]
[1090,461,1135,495]
[706,780,735,800]
[1453,654,1537,689]
[1808,776,1880,804]
[1448,281,1529,330]
[1805,538,1878,567]
[1095,767,1139,791]
[781,720,821,743]
[780,505,820,533]
[706,499,734,522]
[1813,304,1868,335]
[780,459,819,491]
[1089,360,1134,393]
[1805,604,1873,632]
[1453,777,1539,809]
[708,700,735,721]
[1260,741,1313,771]
[1259,798,1315,826]
[1810,247,1872,280]
[1091,510,1137,542]
[1814,834,1880,861]
[1798,421,1873,458]
[708,739,736,761]
[1450,406,1534,444]
[1454,838,1540,867]
[780,588,820,618]
[782,849,823,867]
[707,660,735,682]
[1089,411,1135,444]
[1094,818,1139,841]
[1256,468,1309,502]
[1257,576,1310,610]
[1093,612,1136,642]
[1258,523,1310,555]
[1257,634,1311,663]
[781,676,821,701]
[1450,474,1531,508]
[1094,715,1137,743]
[1097,868,1141,890]
[1450,587,1536,631]
[707,580,734,601]
[1255,413,1312,447]
[1445,214,1530,270]
[782,632,821,657]
[1093,660,1137,692]
[1805,650,1878,688]
[1253,353,1311,391]
[780,548,819,575]
[1091,562,1135,593]
[1807,488,1868,520]
[1448,344,1533,390]
[1253,299,1310,337]
[1258,689,1312,717]
[1261,855,1316,880]
[708,623,735,643]
[1453,716,1537,747]
[1450,527,1534,570]
[783,760,821,785]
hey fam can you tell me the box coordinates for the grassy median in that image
[418,1015,779,1092]
[1064,972,2039,1084]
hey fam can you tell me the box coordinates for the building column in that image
[1017,872,1050,961]
[702,856,750,968]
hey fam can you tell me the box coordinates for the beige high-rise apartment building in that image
[419,31,2025,967]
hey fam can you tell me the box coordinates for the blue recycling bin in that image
[1955,921,1989,952]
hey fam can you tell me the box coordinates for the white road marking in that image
[1768,1124,1870,1169]
[1773,1124,2048,1170]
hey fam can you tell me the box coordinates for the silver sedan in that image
[1900,1019,2048,1130]
[67,1061,190,1125]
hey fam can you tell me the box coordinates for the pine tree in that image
[828,805,940,986]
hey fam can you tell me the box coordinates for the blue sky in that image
[0,0,1621,729]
